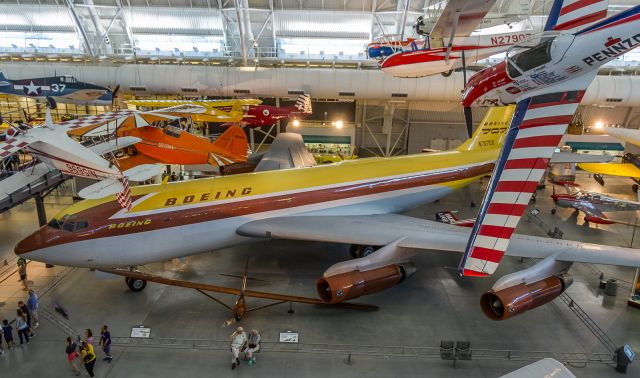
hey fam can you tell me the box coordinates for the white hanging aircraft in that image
[0,105,163,209]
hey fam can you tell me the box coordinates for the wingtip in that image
[462,269,490,277]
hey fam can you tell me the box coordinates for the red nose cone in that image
[14,226,58,256]
[461,61,511,108]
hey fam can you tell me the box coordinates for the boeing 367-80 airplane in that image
[15,105,640,320]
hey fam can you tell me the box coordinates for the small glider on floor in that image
[100,265,377,324]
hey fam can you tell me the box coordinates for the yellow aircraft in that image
[579,153,640,192]
[17,104,640,320]
[127,98,262,123]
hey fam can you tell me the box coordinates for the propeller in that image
[461,49,473,138]
[110,84,121,108]
[45,96,57,110]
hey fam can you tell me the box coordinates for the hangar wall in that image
[3,63,640,106]
[3,62,640,156]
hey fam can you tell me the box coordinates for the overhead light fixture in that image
[292,119,300,127]
[335,120,344,129]
[594,121,604,129]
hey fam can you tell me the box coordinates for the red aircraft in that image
[223,94,312,128]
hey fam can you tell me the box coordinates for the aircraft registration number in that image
[63,163,99,179]
[490,34,531,46]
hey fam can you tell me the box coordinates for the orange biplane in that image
[67,107,249,170]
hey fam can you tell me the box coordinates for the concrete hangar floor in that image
[0,173,639,377]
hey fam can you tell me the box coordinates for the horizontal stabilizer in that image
[78,177,123,199]
[88,136,141,156]
[123,164,163,182]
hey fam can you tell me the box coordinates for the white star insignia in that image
[25,81,40,95]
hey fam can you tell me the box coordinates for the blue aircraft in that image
[0,71,117,106]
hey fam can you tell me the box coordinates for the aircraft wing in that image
[236,214,640,267]
[87,136,141,156]
[127,99,262,108]
[0,137,30,159]
[549,152,613,164]
[459,87,592,276]
[57,110,138,133]
[0,162,51,199]
[578,162,640,179]
[254,133,316,172]
[573,202,607,220]
[430,0,498,40]
[100,269,376,309]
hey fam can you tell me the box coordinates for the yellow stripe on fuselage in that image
[59,148,498,218]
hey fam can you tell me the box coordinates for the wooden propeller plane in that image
[126,99,262,123]
[100,262,377,325]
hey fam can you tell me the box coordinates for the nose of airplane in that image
[14,226,58,256]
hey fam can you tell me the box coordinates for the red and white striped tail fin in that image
[458,91,586,277]
[115,176,133,211]
[545,0,609,31]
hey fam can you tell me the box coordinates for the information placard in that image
[279,331,299,343]
[130,326,151,338]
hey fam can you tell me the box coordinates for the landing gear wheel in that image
[551,208,557,215]
[349,245,378,258]
[361,245,377,257]
[441,70,453,77]
[633,184,638,193]
[127,278,147,292]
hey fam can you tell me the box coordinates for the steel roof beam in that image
[64,0,95,58]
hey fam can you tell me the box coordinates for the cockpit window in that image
[164,126,181,138]
[48,215,88,232]
[506,38,554,78]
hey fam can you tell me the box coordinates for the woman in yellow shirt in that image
[80,341,97,377]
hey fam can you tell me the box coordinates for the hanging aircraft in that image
[15,105,640,321]
[379,0,534,78]
[457,0,640,282]
[551,183,640,225]
[367,38,427,60]
[129,94,313,129]
[224,94,312,128]
[578,153,640,192]
[578,127,640,191]
[126,98,261,123]
[0,103,176,208]
[64,106,251,171]
[0,71,116,105]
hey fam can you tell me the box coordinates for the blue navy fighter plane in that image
[0,71,116,105]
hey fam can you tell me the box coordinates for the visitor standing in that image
[27,290,39,329]
[65,337,81,376]
[99,325,113,363]
[15,310,29,345]
[17,258,28,291]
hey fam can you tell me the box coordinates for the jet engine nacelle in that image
[316,263,416,304]
[480,273,573,320]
